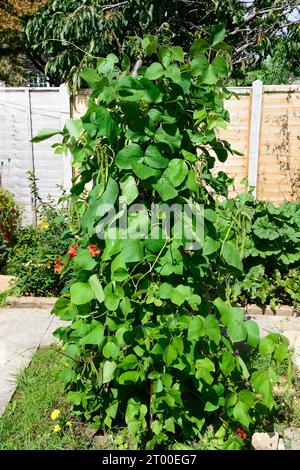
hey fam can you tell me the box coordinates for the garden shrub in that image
[7,225,68,297]
[0,188,21,273]
[219,193,300,309]
[7,174,73,297]
[37,30,289,449]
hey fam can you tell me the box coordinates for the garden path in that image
[0,304,67,415]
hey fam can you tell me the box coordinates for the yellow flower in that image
[66,421,72,427]
[53,424,61,433]
[46,262,51,269]
[51,409,61,420]
[38,219,49,229]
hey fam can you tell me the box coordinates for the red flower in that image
[88,244,101,257]
[54,257,63,273]
[67,243,78,258]
[54,264,62,274]
[236,427,247,440]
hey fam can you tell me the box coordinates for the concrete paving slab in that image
[245,315,291,337]
[246,314,300,371]
[0,306,68,415]
[246,315,300,335]
[0,275,15,293]
[39,314,68,349]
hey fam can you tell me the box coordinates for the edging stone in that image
[251,432,279,450]
[251,428,300,450]
[5,296,57,308]
[244,304,297,317]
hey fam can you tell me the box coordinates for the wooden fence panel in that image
[257,86,300,203]
[72,82,300,204]
[216,88,251,195]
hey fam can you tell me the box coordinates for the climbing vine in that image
[34,29,289,449]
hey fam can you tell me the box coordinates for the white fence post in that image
[25,88,37,226]
[248,80,263,198]
[60,84,72,191]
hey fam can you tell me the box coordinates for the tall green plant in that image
[34,31,288,449]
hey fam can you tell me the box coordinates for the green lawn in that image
[1,344,299,450]
[0,346,90,450]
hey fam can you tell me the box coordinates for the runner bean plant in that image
[33,28,289,449]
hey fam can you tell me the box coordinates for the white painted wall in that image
[0,87,71,225]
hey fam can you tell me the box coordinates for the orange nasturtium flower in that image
[67,243,79,258]
[88,244,102,257]
[54,258,63,273]
[257,33,262,45]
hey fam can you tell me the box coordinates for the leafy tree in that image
[245,33,300,84]
[0,0,48,85]
[33,32,289,449]
[25,0,300,90]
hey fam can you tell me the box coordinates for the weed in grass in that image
[0,286,20,307]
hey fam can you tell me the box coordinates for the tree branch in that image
[269,19,300,38]
[102,1,128,12]
[230,2,298,36]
